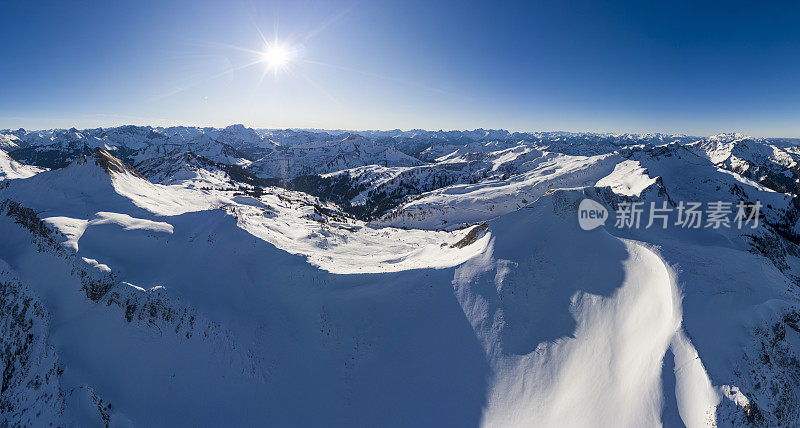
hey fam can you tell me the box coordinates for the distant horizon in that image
[4,122,800,140]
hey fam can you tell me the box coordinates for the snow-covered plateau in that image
[2,125,800,426]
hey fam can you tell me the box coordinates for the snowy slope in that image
[0,134,21,150]
[0,149,42,180]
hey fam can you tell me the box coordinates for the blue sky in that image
[2,0,799,136]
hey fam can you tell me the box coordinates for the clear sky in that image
[2,0,799,136]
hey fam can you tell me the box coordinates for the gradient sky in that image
[2,0,799,136]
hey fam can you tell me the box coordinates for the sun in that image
[260,43,293,72]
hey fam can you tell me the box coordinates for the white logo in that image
[578,198,608,230]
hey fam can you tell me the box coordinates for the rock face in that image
[1,127,800,426]
[0,261,65,426]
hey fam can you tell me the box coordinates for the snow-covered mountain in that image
[247,133,423,179]
[131,134,253,167]
[2,126,800,426]
[5,126,255,169]
[136,150,268,189]
[688,133,800,194]
[207,124,279,159]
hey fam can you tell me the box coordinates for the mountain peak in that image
[69,147,145,179]
[93,147,131,174]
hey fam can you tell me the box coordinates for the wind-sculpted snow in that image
[1,127,800,426]
[595,159,659,196]
[450,196,692,426]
